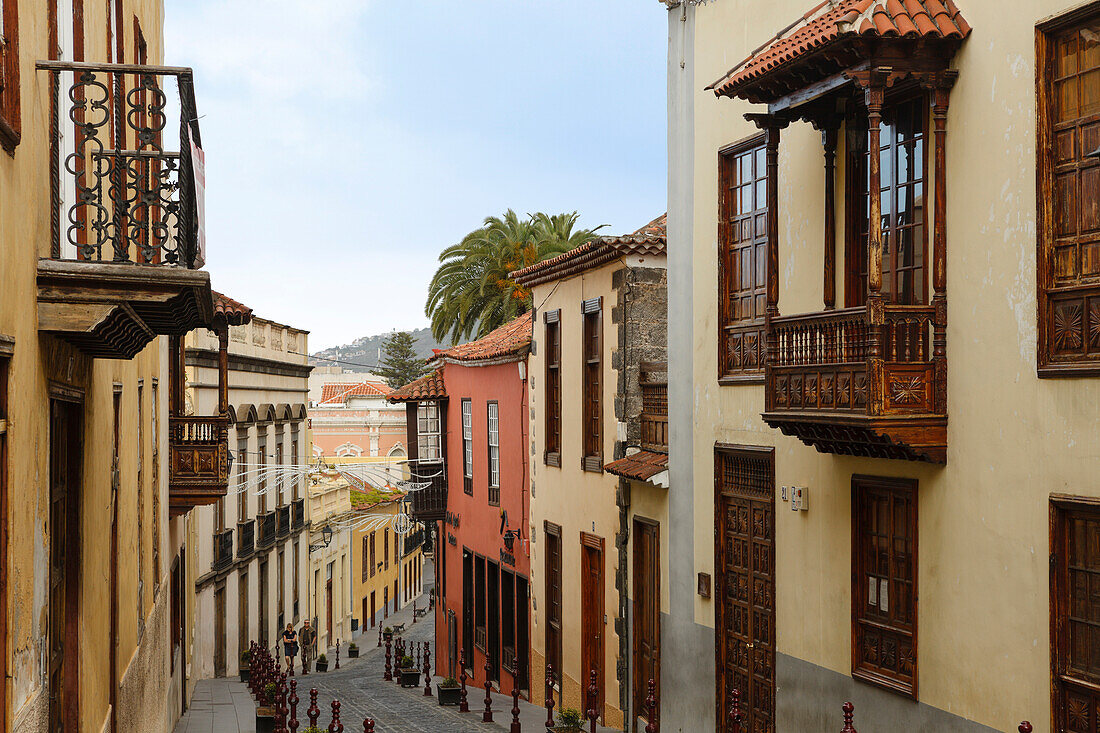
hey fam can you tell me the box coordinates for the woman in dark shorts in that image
[281,623,298,671]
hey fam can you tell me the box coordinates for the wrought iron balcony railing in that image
[276,505,291,538]
[409,461,447,522]
[213,529,234,571]
[403,528,425,557]
[36,60,203,267]
[168,415,229,517]
[291,498,305,530]
[237,519,255,558]
[257,511,277,549]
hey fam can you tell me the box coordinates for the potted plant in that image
[436,676,461,706]
[383,626,394,642]
[347,641,359,658]
[303,727,325,733]
[397,655,420,688]
[255,682,277,733]
[315,653,329,673]
[239,649,251,684]
[551,707,585,732]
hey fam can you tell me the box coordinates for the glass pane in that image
[1059,78,1081,122]
[1084,26,1100,72]
[755,148,766,179]
[1083,68,1100,117]
[1060,35,1080,76]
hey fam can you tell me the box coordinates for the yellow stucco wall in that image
[683,1,1100,729]
[528,262,624,727]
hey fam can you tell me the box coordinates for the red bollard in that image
[329,699,343,733]
[384,638,392,681]
[307,688,320,727]
[459,650,470,712]
[483,661,494,722]
[335,640,340,671]
[587,669,598,733]
[1019,724,1032,733]
[423,642,433,697]
[288,679,299,733]
[510,659,522,733]
[275,672,288,733]
[412,601,417,623]
[545,663,555,728]
[363,718,375,733]
[840,701,856,733]
[644,679,658,733]
[377,626,382,648]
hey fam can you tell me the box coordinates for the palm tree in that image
[426,210,604,344]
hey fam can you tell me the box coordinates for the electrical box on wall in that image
[791,486,808,511]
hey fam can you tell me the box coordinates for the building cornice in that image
[186,347,313,379]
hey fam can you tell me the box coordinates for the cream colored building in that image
[0,1,234,731]
[307,472,355,653]
[186,313,312,678]
[513,225,667,729]
[662,1,1100,731]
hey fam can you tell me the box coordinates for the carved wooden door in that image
[48,400,80,733]
[214,584,227,677]
[633,519,660,732]
[1053,499,1100,733]
[581,537,605,715]
[716,447,775,733]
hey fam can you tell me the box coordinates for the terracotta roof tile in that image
[710,0,970,97]
[435,312,532,364]
[387,368,447,403]
[510,213,667,287]
[211,291,253,326]
[318,381,392,405]
[603,450,669,482]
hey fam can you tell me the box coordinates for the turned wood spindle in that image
[483,661,494,722]
[510,659,521,733]
[307,688,320,727]
[644,678,658,733]
[459,650,470,712]
[840,701,856,733]
[329,699,343,733]
[545,663,555,728]
[587,668,598,733]
[423,641,433,697]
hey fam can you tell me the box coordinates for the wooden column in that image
[931,73,955,416]
[864,76,886,416]
[746,113,788,412]
[217,324,230,417]
[821,126,839,310]
[168,334,183,416]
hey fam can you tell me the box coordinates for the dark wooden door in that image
[462,551,474,667]
[545,526,563,690]
[715,447,775,733]
[48,400,81,733]
[1052,498,1100,732]
[326,578,333,648]
[581,536,604,716]
[214,584,227,677]
[633,519,660,731]
[238,571,249,659]
[259,560,269,650]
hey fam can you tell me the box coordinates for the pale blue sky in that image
[166,1,667,351]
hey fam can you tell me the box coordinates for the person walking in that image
[281,623,298,673]
[298,619,315,675]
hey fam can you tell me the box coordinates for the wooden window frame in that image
[718,134,768,383]
[369,532,376,578]
[1037,6,1100,377]
[236,436,249,521]
[417,402,442,462]
[581,298,603,472]
[461,398,473,495]
[543,310,562,466]
[0,0,21,154]
[362,536,369,583]
[384,528,389,571]
[487,401,499,506]
[851,474,918,699]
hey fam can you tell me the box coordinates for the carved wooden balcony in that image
[257,511,277,550]
[411,462,447,522]
[237,519,255,558]
[639,363,668,452]
[212,529,234,572]
[276,505,291,538]
[168,415,229,516]
[34,61,212,359]
[763,304,947,463]
[291,498,305,530]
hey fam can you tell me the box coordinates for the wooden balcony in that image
[291,498,305,530]
[213,529,234,572]
[411,461,447,522]
[34,61,213,359]
[276,505,291,538]
[257,511,277,550]
[763,304,946,463]
[237,519,255,558]
[639,362,668,452]
[168,415,229,516]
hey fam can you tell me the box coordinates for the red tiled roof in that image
[387,368,447,403]
[319,381,392,405]
[603,450,669,482]
[211,291,253,326]
[710,0,971,97]
[510,213,667,288]
[435,312,532,364]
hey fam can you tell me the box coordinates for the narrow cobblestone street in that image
[175,565,617,733]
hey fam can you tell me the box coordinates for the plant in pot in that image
[302,727,325,733]
[383,626,393,642]
[347,641,359,658]
[397,655,420,688]
[551,707,585,732]
[315,653,329,673]
[255,681,277,733]
[436,676,461,706]
[239,649,252,683]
